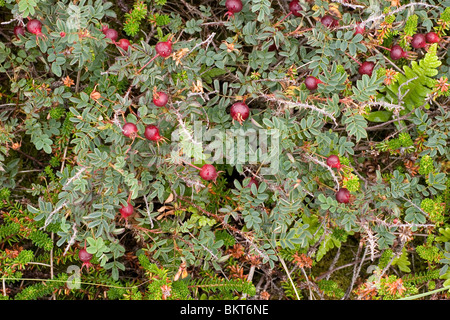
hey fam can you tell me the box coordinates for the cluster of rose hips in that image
[13,19,43,37]
[326,155,351,204]
[122,91,169,142]
[389,31,440,61]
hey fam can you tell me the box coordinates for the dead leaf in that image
[165,193,174,204]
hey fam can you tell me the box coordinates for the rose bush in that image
[0,0,449,300]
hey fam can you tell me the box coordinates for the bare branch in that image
[260,94,338,126]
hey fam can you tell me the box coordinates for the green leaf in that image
[364,110,392,122]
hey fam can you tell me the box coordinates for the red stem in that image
[274,11,292,27]
[344,51,362,66]
[182,159,202,171]
[137,54,160,73]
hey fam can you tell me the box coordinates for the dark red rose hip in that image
[305,76,322,91]
[122,122,138,138]
[326,155,341,169]
[321,15,339,28]
[390,45,407,60]
[225,0,243,16]
[199,164,218,181]
[425,32,439,43]
[336,188,350,203]
[358,61,375,76]
[117,38,131,51]
[26,19,42,35]
[230,102,250,124]
[153,91,169,107]
[14,26,25,37]
[155,41,172,57]
[104,28,118,41]
[289,0,303,17]
[144,125,162,141]
[120,202,134,219]
[411,34,426,49]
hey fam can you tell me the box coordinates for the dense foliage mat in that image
[0,0,449,300]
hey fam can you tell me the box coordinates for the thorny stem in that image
[261,94,338,126]
[143,194,154,229]
[337,2,440,31]
[343,244,367,300]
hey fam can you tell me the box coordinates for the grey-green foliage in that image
[2,0,448,287]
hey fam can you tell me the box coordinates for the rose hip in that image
[26,19,42,35]
[117,38,131,51]
[305,76,322,91]
[336,188,350,204]
[225,0,243,17]
[289,0,303,17]
[104,28,118,41]
[153,91,169,107]
[199,164,218,181]
[155,41,172,58]
[122,122,138,138]
[14,26,25,37]
[321,15,339,28]
[120,202,134,219]
[425,32,439,43]
[411,33,426,49]
[326,155,341,169]
[358,61,375,76]
[390,44,407,60]
[144,125,163,142]
[230,102,250,124]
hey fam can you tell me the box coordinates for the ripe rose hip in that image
[26,19,42,35]
[321,15,339,28]
[117,38,130,51]
[153,91,169,107]
[425,32,439,43]
[305,76,322,91]
[289,0,303,17]
[390,44,407,60]
[122,122,138,138]
[230,102,250,124]
[155,41,172,57]
[268,42,277,52]
[79,248,93,263]
[354,24,365,35]
[326,155,341,169]
[358,61,375,76]
[336,188,350,204]
[411,33,426,49]
[104,28,118,41]
[14,26,25,37]
[199,164,218,181]
[79,247,93,271]
[120,202,134,219]
[225,0,243,15]
[144,124,162,141]
[246,177,259,188]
